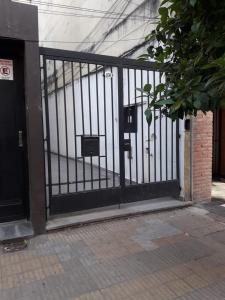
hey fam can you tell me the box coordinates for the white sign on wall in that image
[0,59,14,81]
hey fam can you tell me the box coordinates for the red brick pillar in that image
[192,112,213,202]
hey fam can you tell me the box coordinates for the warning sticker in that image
[0,59,13,81]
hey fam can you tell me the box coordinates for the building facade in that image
[0,0,216,236]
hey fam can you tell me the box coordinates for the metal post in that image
[118,65,125,204]
[43,57,53,210]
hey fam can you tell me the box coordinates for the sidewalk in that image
[1,203,225,299]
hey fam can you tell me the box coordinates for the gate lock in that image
[18,130,23,148]
[123,139,131,151]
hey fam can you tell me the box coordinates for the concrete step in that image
[47,197,192,231]
[0,220,33,242]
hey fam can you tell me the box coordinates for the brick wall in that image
[192,112,213,202]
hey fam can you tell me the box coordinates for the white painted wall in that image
[16,0,160,57]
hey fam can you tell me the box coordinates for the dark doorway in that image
[212,109,225,202]
[219,109,225,177]
[0,39,28,222]
[213,109,225,179]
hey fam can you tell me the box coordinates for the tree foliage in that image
[141,0,225,123]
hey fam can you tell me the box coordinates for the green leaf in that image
[161,0,170,5]
[155,98,174,106]
[145,108,153,125]
[145,34,156,43]
[202,64,218,70]
[190,0,197,7]
[155,83,165,94]
[193,98,201,109]
[191,22,201,33]
[158,7,168,21]
[205,76,219,88]
[193,92,209,110]
[143,83,152,93]
[171,100,182,112]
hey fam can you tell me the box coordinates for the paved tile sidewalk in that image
[1,204,225,299]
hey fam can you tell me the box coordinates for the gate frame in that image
[40,47,180,216]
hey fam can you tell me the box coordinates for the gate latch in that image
[124,105,137,133]
[123,139,131,151]
[18,131,23,148]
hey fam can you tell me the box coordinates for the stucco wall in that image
[15,0,160,57]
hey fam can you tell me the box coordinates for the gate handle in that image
[18,131,23,148]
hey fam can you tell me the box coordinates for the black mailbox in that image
[81,136,100,157]
[124,105,137,133]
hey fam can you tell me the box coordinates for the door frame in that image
[0,0,46,234]
[0,39,30,222]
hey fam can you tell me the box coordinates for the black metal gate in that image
[40,47,180,216]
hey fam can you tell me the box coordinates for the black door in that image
[0,40,28,222]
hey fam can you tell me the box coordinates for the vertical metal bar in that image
[79,62,86,190]
[87,64,94,189]
[164,73,168,181]
[53,60,61,194]
[110,66,116,187]
[176,120,180,181]
[159,72,162,181]
[43,58,52,206]
[71,62,78,192]
[166,114,168,181]
[118,66,125,195]
[95,64,101,189]
[134,69,138,184]
[171,118,174,180]
[40,56,48,219]
[103,66,108,188]
[153,71,156,181]
[127,68,132,184]
[147,71,150,182]
[62,61,70,193]
[141,69,144,183]
[218,110,222,175]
